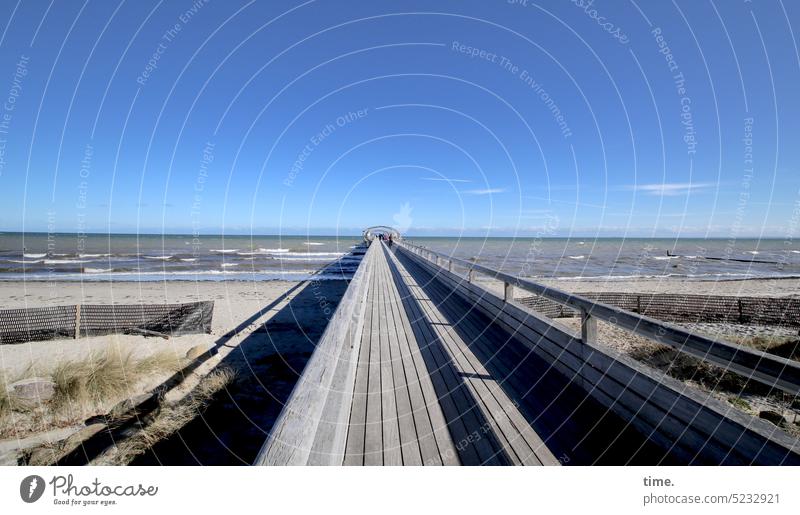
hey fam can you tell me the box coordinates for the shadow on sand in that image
[128,261,352,465]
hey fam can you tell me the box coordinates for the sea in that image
[0,233,798,282]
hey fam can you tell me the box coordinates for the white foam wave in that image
[142,255,172,260]
[567,255,585,260]
[303,242,324,246]
[210,249,239,253]
[23,253,46,258]
[277,252,345,257]
[43,259,90,264]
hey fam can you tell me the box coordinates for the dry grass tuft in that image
[727,334,800,360]
[0,349,186,439]
[51,350,183,416]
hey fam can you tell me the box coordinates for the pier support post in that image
[503,282,514,302]
[580,308,597,345]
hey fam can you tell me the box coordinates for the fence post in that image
[580,308,597,345]
[468,268,475,282]
[447,259,452,272]
[74,304,81,339]
[504,282,514,302]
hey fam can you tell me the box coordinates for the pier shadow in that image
[383,245,512,465]
[391,247,682,466]
[126,258,354,465]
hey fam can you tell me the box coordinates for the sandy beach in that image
[0,280,320,377]
[0,278,349,459]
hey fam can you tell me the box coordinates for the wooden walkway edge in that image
[255,238,800,466]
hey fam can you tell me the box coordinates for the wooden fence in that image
[0,301,214,344]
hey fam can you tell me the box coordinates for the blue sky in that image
[0,0,797,237]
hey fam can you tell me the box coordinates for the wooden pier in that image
[256,234,800,466]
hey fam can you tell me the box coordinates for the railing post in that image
[447,259,452,272]
[504,282,514,302]
[467,268,475,282]
[580,308,597,345]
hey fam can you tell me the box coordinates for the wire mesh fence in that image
[517,293,800,327]
[0,301,214,344]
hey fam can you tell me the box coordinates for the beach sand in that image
[2,275,797,460]
[0,280,322,378]
[0,279,349,459]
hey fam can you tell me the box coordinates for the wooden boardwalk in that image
[256,238,800,466]
[344,243,558,465]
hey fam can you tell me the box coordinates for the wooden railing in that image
[254,242,377,465]
[396,240,800,395]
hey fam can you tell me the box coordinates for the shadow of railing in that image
[383,245,512,466]
[54,254,357,466]
[391,247,681,466]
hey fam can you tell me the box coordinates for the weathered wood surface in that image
[397,241,800,396]
[257,238,800,466]
[396,242,800,465]
[255,243,376,465]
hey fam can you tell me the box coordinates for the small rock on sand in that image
[10,378,55,401]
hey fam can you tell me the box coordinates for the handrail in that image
[255,241,377,465]
[395,240,800,395]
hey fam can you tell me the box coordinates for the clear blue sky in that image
[0,0,797,237]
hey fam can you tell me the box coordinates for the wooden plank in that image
[397,242,800,395]
[385,244,508,465]
[379,247,424,465]
[376,246,407,466]
[343,255,378,465]
[396,244,800,465]
[386,247,484,465]
[400,247,694,464]
[387,247,548,465]
[364,250,384,466]
[381,249,459,466]
[256,243,376,465]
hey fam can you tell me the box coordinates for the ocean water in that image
[406,237,800,282]
[1,233,798,282]
[0,233,362,281]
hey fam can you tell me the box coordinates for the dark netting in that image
[0,305,78,344]
[0,301,213,344]
[517,293,800,327]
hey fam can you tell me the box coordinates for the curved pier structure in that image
[256,233,800,466]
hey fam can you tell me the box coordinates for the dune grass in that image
[0,349,186,439]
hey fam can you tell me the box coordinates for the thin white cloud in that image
[421,177,472,183]
[463,187,506,195]
[625,182,716,196]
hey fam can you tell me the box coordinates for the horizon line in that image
[0,230,791,240]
